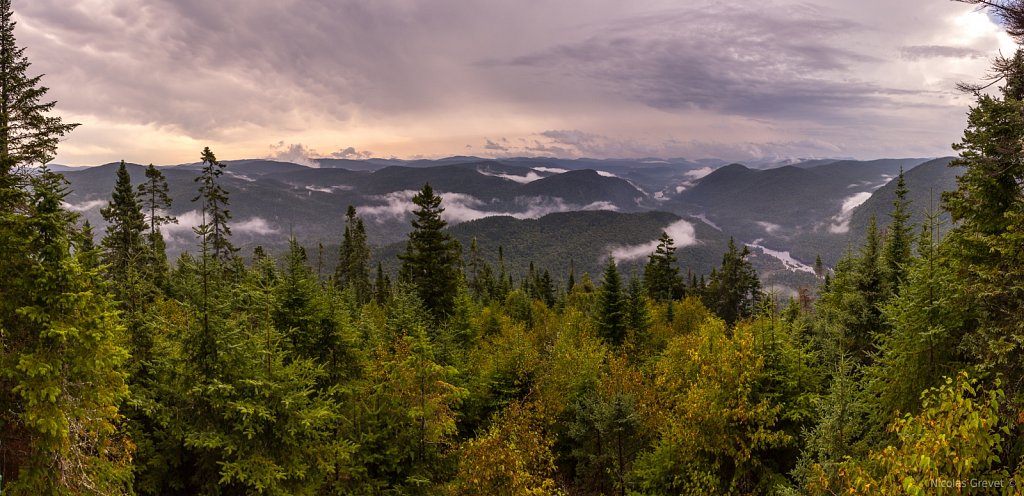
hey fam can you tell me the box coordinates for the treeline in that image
[4,0,1024,494]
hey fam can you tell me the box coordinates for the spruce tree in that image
[100,161,149,295]
[0,0,78,197]
[0,169,132,493]
[643,231,683,301]
[597,258,626,346]
[336,205,371,303]
[943,49,1024,392]
[398,183,462,320]
[703,238,762,327]
[880,169,913,296]
[192,146,235,264]
[137,163,176,288]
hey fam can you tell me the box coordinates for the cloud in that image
[62,199,106,212]
[267,142,319,168]
[756,221,782,235]
[484,138,509,151]
[358,190,619,225]
[829,192,873,233]
[161,209,204,240]
[685,167,715,180]
[476,168,544,184]
[305,184,353,193]
[22,0,1012,166]
[610,219,697,263]
[232,217,278,235]
[674,166,717,193]
[899,45,984,60]
[330,147,374,159]
[532,166,569,174]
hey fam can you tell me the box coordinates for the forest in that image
[4,0,1024,495]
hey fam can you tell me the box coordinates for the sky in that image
[14,0,1018,165]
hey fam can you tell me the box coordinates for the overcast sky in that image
[15,0,1017,165]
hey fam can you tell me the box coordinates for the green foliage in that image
[703,238,762,327]
[137,163,176,289]
[193,146,236,264]
[597,258,627,346]
[399,183,463,320]
[336,205,372,304]
[0,170,132,494]
[632,319,792,495]
[819,372,1013,495]
[880,168,913,296]
[943,49,1024,405]
[643,231,684,301]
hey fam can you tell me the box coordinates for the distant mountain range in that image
[53,155,962,293]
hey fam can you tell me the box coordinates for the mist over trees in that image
[3,0,1024,494]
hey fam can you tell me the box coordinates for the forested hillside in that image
[4,0,1024,495]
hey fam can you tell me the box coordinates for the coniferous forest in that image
[4,0,1024,495]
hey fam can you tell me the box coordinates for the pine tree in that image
[643,231,683,301]
[137,163,176,288]
[192,146,235,264]
[880,168,913,296]
[398,183,462,320]
[597,258,627,346]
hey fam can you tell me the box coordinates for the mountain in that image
[54,155,950,290]
[845,157,959,248]
[370,209,815,291]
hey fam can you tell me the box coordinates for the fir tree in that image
[398,183,462,320]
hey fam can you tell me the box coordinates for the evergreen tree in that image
[703,238,762,327]
[336,205,372,303]
[943,49,1024,396]
[192,146,235,264]
[0,170,132,493]
[0,0,78,197]
[643,231,683,301]
[137,163,176,288]
[398,183,462,320]
[597,258,627,346]
[881,169,913,296]
[625,275,651,337]
[374,261,391,305]
[100,161,149,298]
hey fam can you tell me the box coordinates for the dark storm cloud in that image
[899,45,985,60]
[493,4,923,123]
